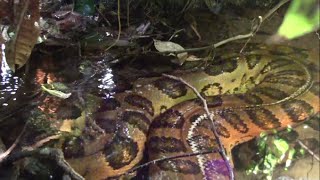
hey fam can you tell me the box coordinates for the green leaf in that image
[278,0,319,39]
[41,83,71,99]
[273,139,289,155]
[75,0,96,16]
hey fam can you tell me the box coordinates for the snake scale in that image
[63,44,319,180]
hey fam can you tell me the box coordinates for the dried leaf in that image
[185,54,202,61]
[59,119,74,132]
[5,0,40,71]
[154,39,188,64]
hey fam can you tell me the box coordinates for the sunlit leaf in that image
[59,119,74,132]
[277,0,319,39]
[248,132,296,178]
[274,139,289,155]
[41,83,72,99]
[5,0,40,71]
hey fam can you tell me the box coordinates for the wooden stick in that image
[162,73,235,180]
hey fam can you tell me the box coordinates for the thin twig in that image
[39,148,84,180]
[168,29,185,41]
[162,74,234,180]
[105,0,121,51]
[22,134,61,151]
[297,140,320,161]
[95,6,112,27]
[0,125,26,163]
[262,0,290,21]
[2,147,84,180]
[239,16,263,53]
[240,0,290,52]
[157,0,290,55]
[123,149,219,177]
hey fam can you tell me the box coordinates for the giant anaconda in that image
[64,44,319,180]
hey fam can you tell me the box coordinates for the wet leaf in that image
[5,0,40,71]
[41,84,72,99]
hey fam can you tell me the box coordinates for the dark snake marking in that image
[104,136,138,169]
[200,83,223,96]
[219,111,249,133]
[263,76,305,87]
[246,54,262,69]
[160,105,168,113]
[153,78,188,99]
[189,115,230,137]
[215,123,231,138]
[195,96,223,108]
[124,94,154,116]
[271,69,305,77]
[122,111,151,134]
[205,57,238,76]
[253,87,289,100]
[157,159,201,174]
[236,93,263,105]
[187,135,218,151]
[96,117,117,133]
[269,58,293,67]
[246,108,281,129]
[282,99,314,122]
[97,98,120,112]
[206,96,224,108]
[268,46,308,57]
[151,109,185,129]
[149,136,187,153]
[261,59,292,73]
[190,114,202,123]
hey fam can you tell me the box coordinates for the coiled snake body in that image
[65,45,319,179]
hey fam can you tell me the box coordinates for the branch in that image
[122,149,219,178]
[297,140,320,161]
[1,147,84,180]
[0,125,26,163]
[162,74,234,180]
[158,0,291,55]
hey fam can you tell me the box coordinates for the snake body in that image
[64,45,319,179]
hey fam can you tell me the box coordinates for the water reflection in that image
[97,67,115,91]
[0,44,23,107]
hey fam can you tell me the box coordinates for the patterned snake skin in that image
[64,45,319,180]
